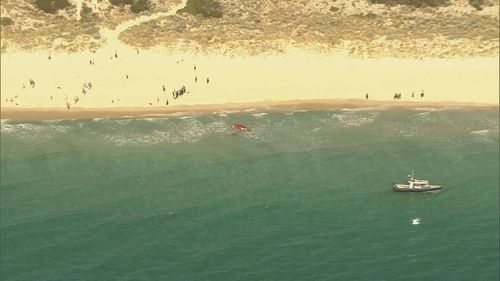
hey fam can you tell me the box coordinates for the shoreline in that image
[2,99,498,120]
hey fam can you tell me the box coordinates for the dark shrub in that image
[130,0,151,13]
[110,0,134,6]
[369,0,450,7]
[0,17,14,26]
[177,0,223,18]
[34,0,71,14]
[468,0,485,10]
[80,3,99,22]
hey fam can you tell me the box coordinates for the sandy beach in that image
[1,0,498,120]
[1,46,498,119]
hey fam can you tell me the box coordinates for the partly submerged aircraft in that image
[233,123,251,132]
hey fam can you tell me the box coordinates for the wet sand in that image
[2,99,497,120]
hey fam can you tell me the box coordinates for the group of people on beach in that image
[392,90,424,100]
[11,47,217,109]
[173,86,188,100]
[155,63,209,106]
[13,48,433,110]
[393,93,402,100]
[82,82,93,95]
[5,79,36,105]
[363,90,426,100]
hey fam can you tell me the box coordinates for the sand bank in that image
[1,99,497,120]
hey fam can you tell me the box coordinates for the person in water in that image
[206,78,210,84]
[420,90,424,98]
[365,93,368,100]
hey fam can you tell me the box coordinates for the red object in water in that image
[233,123,251,131]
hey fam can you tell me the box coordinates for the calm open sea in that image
[1,107,499,281]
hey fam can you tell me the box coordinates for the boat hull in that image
[392,184,443,192]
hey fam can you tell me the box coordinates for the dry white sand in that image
[1,47,498,109]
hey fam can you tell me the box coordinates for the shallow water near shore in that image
[1,108,499,281]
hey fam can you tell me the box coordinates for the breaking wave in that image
[1,108,497,148]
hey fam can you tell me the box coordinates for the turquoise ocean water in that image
[1,107,499,281]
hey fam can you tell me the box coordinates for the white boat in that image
[393,171,442,192]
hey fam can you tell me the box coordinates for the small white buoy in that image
[412,218,421,225]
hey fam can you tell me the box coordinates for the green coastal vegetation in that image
[130,0,151,13]
[177,0,223,18]
[109,0,134,5]
[469,0,486,10]
[1,0,496,56]
[368,0,450,7]
[0,17,14,26]
[109,0,151,14]
[329,6,340,12]
[80,3,99,22]
[369,0,490,9]
[33,0,71,14]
